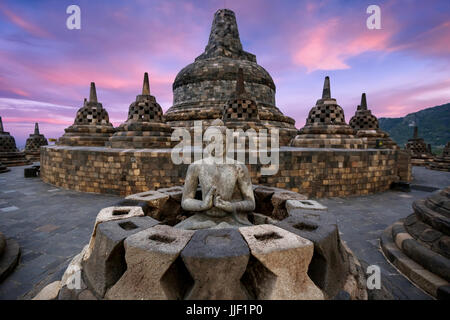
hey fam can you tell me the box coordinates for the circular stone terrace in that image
[41,145,401,198]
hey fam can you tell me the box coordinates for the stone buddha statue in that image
[177,119,255,230]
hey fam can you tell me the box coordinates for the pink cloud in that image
[394,20,450,57]
[291,17,395,72]
[0,5,50,38]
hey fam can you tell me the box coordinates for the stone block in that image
[285,199,327,213]
[24,167,38,178]
[59,246,88,300]
[250,212,277,225]
[181,228,250,299]
[33,281,61,300]
[253,186,276,215]
[82,216,159,297]
[276,211,349,298]
[114,199,150,215]
[105,225,194,300]
[158,186,184,202]
[84,206,144,261]
[126,190,170,220]
[239,224,324,300]
[271,191,307,220]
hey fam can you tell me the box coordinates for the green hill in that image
[378,103,450,152]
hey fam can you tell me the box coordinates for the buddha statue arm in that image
[234,164,256,212]
[181,164,215,211]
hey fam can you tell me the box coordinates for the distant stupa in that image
[25,122,48,162]
[349,93,398,149]
[291,77,366,149]
[108,73,174,149]
[405,126,434,166]
[58,82,115,146]
[0,116,30,166]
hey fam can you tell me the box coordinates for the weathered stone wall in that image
[172,80,276,107]
[41,146,399,198]
[396,150,412,182]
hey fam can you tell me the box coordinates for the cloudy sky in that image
[0,0,449,147]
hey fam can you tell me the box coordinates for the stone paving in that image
[0,165,449,300]
[0,164,120,300]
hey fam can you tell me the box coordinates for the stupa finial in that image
[142,72,150,95]
[322,76,331,99]
[360,93,367,110]
[236,68,245,94]
[0,116,3,133]
[89,82,98,103]
[413,126,418,139]
[34,123,40,135]
[205,9,243,54]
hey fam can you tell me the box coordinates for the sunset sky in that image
[0,0,449,147]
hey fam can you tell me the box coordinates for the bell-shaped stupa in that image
[25,123,48,162]
[165,8,297,145]
[222,68,264,130]
[109,73,174,148]
[290,77,366,149]
[58,83,115,146]
[349,93,397,149]
[0,117,30,166]
[405,126,434,166]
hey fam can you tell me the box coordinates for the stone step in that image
[380,224,448,299]
[404,214,449,259]
[413,199,450,235]
[391,221,450,282]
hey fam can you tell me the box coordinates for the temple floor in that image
[0,165,449,300]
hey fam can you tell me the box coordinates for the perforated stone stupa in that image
[428,142,450,172]
[25,123,48,162]
[0,117,30,166]
[405,126,433,166]
[109,73,173,149]
[165,9,297,145]
[349,93,397,149]
[222,68,265,130]
[58,83,115,147]
[291,77,366,149]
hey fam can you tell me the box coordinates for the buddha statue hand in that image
[213,195,234,213]
[201,186,216,211]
